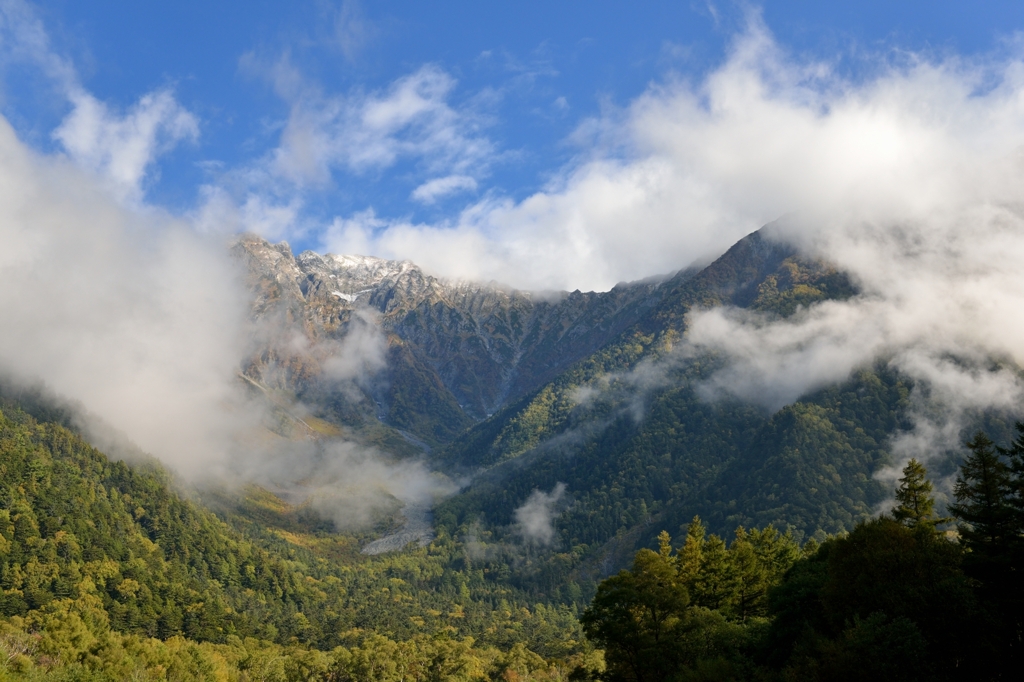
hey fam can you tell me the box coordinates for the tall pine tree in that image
[949,432,1013,553]
[998,421,1024,546]
[891,458,947,531]
[950,431,1018,675]
[995,423,1024,669]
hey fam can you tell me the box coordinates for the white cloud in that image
[194,184,303,240]
[269,63,494,186]
[318,18,1024,294]
[54,89,198,202]
[333,0,376,62]
[0,0,76,90]
[514,483,566,545]
[1,0,198,203]
[411,174,478,203]
[202,59,496,239]
[0,114,246,478]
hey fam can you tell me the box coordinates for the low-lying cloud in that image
[0,114,248,478]
[0,114,450,531]
[514,483,566,546]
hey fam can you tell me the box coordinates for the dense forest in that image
[6,383,1024,680]
[577,432,1024,681]
[0,400,592,680]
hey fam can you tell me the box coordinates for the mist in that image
[0,109,452,534]
[0,116,254,478]
[514,483,567,546]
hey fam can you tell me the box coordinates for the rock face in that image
[232,234,680,446]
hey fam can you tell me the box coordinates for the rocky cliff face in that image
[232,234,680,446]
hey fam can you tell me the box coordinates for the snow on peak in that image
[325,253,416,286]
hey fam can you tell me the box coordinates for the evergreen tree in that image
[998,421,1024,543]
[949,433,1013,554]
[995,423,1024,672]
[657,529,672,559]
[728,527,770,622]
[891,458,947,531]
[688,534,737,612]
[676,516,705,585]
[949,431,1019,676]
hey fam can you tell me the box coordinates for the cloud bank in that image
[0,113,247,478]
[311,19,1024,297]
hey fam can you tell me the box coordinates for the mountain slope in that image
[0,396,584,654]
[233,234,679,445]
[428,227,919,593]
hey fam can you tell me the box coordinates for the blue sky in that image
[3,1,1024,290]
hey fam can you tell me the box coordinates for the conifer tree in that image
[676,516,705,585]
[998,421,1024,541]
[688,534,737,612]
[658,530,673,559]
[949,432,1013,553]
[995,423,1024,667]
[891,458,947,531]
[728,527,770,622]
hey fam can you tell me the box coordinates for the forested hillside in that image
[227,226,1018,604]
[428,229,934,596]
[0,399,592,679]
[576,437,1024,681]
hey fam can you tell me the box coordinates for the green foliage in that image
[0,401,593,680]
[946,425,1024,675]
[0,602,581,681]
[581,549,691,682]
[578,453,1024,681]
[432,232,902,600]
[580,542,751,682]
[434,363,909,607]
[674,519,800,624]
[748,257,855,318]
[950,432,1014,554]
[891,458,946,530]
[765,517,982,681]
[381,339,476,446]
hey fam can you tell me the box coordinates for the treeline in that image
[0,611,591,681]
[579,427,1024,681]
[0,402,589,679]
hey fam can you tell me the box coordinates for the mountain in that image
[2,224,1013,679]
[233,234,677,446]
[428,228,913,586]
[232,227,934,580]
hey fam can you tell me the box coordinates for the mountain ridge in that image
[233,233,687,444]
